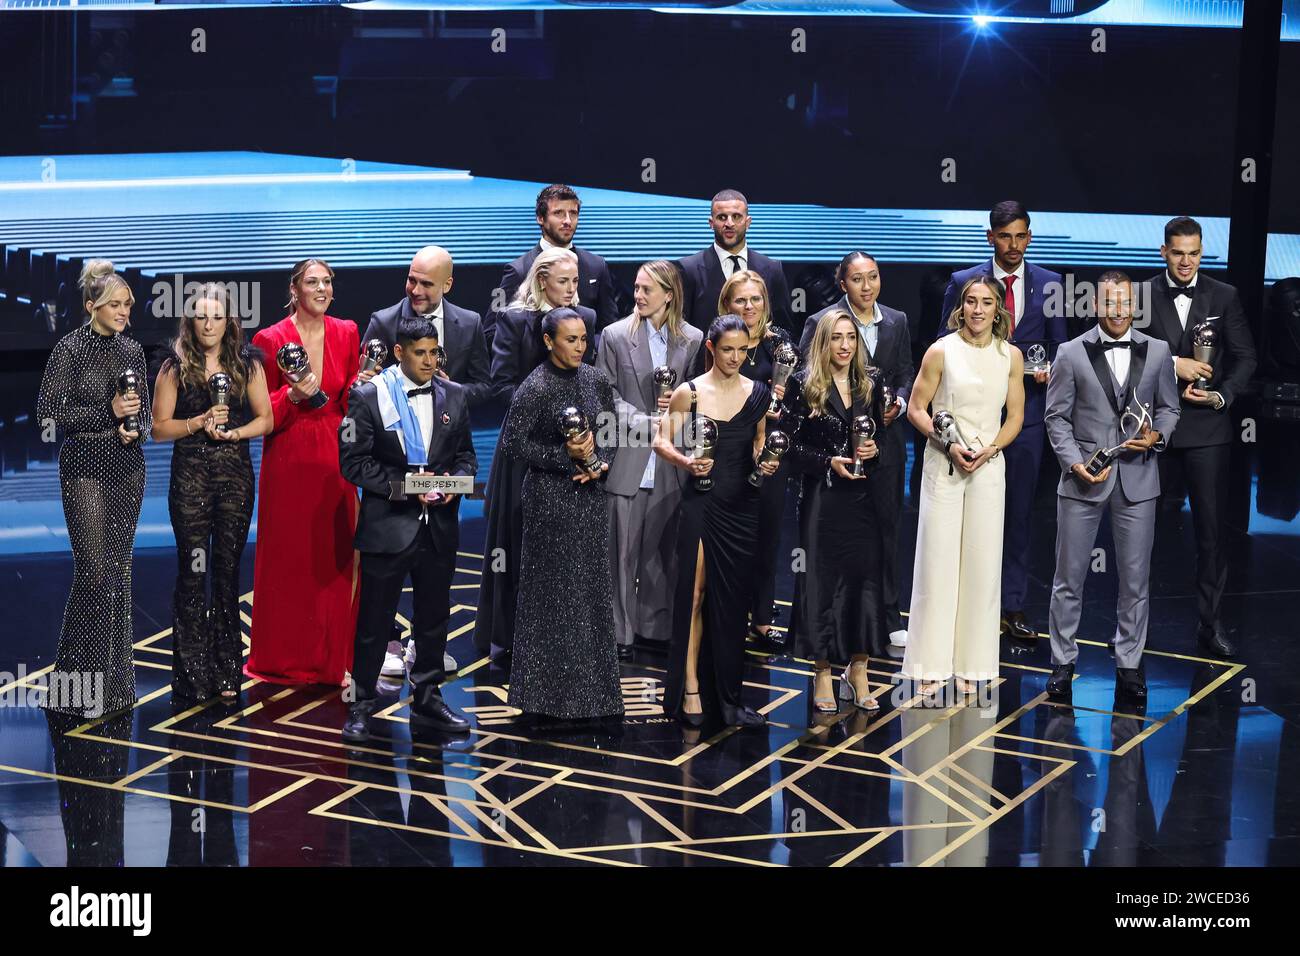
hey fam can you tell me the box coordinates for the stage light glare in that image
[973,15,991,29]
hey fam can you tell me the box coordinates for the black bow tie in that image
[1102,341,1131,350]
[407,385,434,397]
[1168,283,1196,299]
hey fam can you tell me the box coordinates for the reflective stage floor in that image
[3,513,1299,867]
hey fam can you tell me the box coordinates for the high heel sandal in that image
[812,667,838,714]
[839,664,880,711]
[954,677,979,699]
[679,690,704,728]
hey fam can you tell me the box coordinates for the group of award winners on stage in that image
[35,185,1256,738]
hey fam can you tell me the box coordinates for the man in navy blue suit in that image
[938,201,1066,642]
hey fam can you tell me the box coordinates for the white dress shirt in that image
[418,299,445,351]
[992,260,1026,327]
[1165,272,1198,330]
[847,300,883,359]
[638,321,671,490]
[539,235,572,252]
[1099,326,1132,389]
[714,243,749,280]
[396,369,434,459]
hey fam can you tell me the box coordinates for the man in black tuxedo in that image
[1144,216,1257,657]
[339,316,478,741]
[364,245,492,408]
[676,189,794,336]
[489,184,619,336]
[799,252,915,647]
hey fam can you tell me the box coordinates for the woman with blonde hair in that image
[36,259,150,715]
[903,276,1025,698]
[715,269,798,650]
[246,258,361,686]
[595,260,703,657]
[151,283,274,701]
[783,308,887,712]
[477,246,598,659]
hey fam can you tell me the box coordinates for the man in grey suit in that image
[1044,271,1181,701]
[595,262,703,658]
[364,246,492,408]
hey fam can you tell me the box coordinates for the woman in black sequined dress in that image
[501,308,623,721]
[151,283,273,702]
[35,260,151,717]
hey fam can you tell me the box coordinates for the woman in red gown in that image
[246,258,361,686]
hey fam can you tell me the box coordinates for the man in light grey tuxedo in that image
[596,262,703,658]
[1044,271,1181,701]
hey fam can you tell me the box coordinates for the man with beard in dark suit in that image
[489,184,619,336]
[364,245,491,408]
[339,316,478,742]
[1143,216,1257,657]
[676,189,793,336]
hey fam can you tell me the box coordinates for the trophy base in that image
[1084,449,1115,477]
[1024,364,1050,377]
[303,391,329,410]
[694,478,714,493]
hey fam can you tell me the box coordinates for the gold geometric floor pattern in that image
[0,552,1245,867]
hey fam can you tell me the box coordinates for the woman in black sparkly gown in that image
[151,283,273,702]
[502,308,622,721]
[476,247,597,660]
[655,315,778,729]
[35,260,150,717]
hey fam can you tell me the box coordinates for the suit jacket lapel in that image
[630,320,655,407]
[703,251,724,317]
[1179,283,1211,356]
[827,377,851,423]
[426,381,445,463]
[1123,338,1149,411]
[1082,333,1124,413]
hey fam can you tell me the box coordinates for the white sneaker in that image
[381,641,407,677]
[398,642,457,673]
[890,629,908,648]
[442,650,457,673]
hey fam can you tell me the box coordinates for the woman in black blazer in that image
[783,308,886,713]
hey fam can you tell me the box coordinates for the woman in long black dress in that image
[784,309,886,713]
[715,270,797,649]
[654,315,779,729]
[502,308,622,720]
[476,247,597,660]
[151,283,273,702]
[36,259,150,717]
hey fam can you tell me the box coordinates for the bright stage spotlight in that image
[972,15,992,29]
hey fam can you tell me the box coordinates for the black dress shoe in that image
[1115,667,1147,700]
[616,644,633,662]
[1046,663,1074,698]
[721,704,767,729]
[409,696,471,733]
[1197,622,1236,658]
[1001,610,1036,643]
[342,702,374,743]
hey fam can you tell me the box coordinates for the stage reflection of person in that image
[784,309,886,713]
[339,316,477,742]
[904,277,1024,698]
[654,315,778,729]
[152,283,272,703]
[165,703,239,867]
[595,260,703,657]
[36,259,150,717]
[501,308,623,721]
[45,709,133,866]
[477,247,597,661]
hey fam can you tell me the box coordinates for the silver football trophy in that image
[207,372,232,431]
[116,369,141,433]
[276,342,328,409]
[558,406,603,478]
[749,430,790,487]
[851,415,876,478]
[1084,401,1154,477]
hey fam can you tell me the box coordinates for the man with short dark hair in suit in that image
[1044,272,1181,701]
[339,316,477,742]
[939,201,1066,643]
[364,245,491,408]
[676,189,794,336]
[1144,216,1257,657]
[489,184,619,336]
[799,252,914,647]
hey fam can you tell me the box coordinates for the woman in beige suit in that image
[904,276,1025,697]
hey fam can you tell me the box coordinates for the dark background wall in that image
[2,9,1294,229]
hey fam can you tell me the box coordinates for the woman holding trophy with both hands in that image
[782,308,889,714]
[654,315,780,729]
